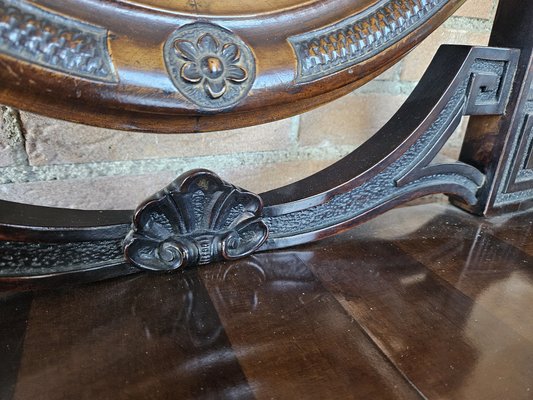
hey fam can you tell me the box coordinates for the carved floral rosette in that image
[124,169,268,271]
[164,23,256,110]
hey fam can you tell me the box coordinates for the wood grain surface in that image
[1,202,531,400]
[0,0,467,132]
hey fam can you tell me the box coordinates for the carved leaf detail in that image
[226,65,247,82]
[204,79,226,99]
[222,43,240,63]
[181,62,202,83]
[197,33,219,53]
[174,39,197,61]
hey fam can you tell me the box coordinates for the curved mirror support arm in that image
[0,45,521,286]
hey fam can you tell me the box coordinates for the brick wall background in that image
[0,0,497,210]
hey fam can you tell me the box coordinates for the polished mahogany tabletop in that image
[1,202,532,400]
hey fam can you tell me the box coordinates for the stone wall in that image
[0,0,496,210]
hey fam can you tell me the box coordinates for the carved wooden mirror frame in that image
[0,0,531,287]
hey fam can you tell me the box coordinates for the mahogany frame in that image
[0,0,531,288]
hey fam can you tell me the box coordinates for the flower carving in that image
[174,33,248,99]
[164,23,255,109]
[123,169,269,271]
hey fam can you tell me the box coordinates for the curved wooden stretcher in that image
[0,0,531,287]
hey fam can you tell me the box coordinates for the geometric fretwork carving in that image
[495,105,533,206]
[465,70,509,115]
[455,0,533,215]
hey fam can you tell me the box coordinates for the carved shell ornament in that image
[164,23,256,109]
[123,170,269,271]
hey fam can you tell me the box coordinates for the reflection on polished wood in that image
[1,203,532,400]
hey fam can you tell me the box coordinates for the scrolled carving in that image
[164,23,255,110]
[123,170,268,271]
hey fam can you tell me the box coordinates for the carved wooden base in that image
[453,0,533,216]
[1,43,531,286]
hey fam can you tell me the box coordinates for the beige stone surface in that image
[0,158,336,209]
[0,107,12,167]
[455,0,495,19]
[374,62,402,81]
[299,93,408,148]
[223,158,337,195]
[0,107,25,167]
[401,26,491,82]
[0,173,176,210]
[21,112,295,166]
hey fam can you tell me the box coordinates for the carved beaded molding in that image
[0,0,117,82]
[124,170,269,271]
[164,23,256,110]
[289,0,445,82]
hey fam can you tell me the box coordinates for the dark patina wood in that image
[0,0,531,284]
[0,0,467,132]
[455,0,533,215]
[0,43,520,282]
[1,203,532,399]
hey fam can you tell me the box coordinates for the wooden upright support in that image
[455,0,533,215]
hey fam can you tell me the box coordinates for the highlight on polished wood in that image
[1,203,532,399]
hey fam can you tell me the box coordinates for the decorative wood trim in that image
[163,23,255,110]
[289,0,445,82]
[0,0,117,82]
[454,0,533,215]
[260,46,518,248]
[0,239,123,276]
[494,99,533,206]
[0,45,521,283]
[0,0,465,132]
[124,170,268,271]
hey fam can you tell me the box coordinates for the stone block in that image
[0,158,336,209]
[401,26,491,82]
[455,0,495,19]
[21,112,296,166]
[299,93,408,148]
